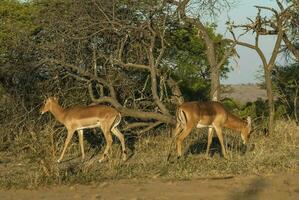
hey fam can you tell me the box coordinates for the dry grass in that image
[0,120,298,189]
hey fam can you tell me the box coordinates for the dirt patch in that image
[0,173,298,200]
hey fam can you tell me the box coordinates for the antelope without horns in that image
[172,101,252,159]
[41,97,127,163]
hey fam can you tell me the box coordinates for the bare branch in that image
[118,34,129,60]
[123,122,155,131]
[254,5,279,18]
[114,60,150,70]
[268,27,284,71]
[149,65,170,115]
[65,71,90,82]
[155,18,167,68]
[138,121,163,134]
[215,43,236,70]
[92,0,114,28]
[276,0,284,11]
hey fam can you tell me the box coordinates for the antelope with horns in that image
[41,97,127,163]
[171,101,252,159]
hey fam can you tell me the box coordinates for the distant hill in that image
[222,84,267,104]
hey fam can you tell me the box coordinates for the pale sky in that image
[216,0,284,84]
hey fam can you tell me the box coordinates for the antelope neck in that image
[49,101,66,124]
[224,112,247,132]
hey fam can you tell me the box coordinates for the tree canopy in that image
[0,0,233,130]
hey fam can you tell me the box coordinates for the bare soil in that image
[1,173,298,200]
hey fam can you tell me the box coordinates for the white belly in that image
[76,121,101,130]
[196,122,213,128]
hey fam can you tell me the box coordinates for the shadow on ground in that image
[186,133,249,157]
[229,177,267,200]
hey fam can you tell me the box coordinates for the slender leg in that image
[167,122,184,161]
[57,129,75,163]
[78,129,85,161]
[176,126,193,158]
[213,125,228,159]
[111,127,127,161]
[206,127,214,156]
[99,128,113,163]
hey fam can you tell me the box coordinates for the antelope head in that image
[41,96,58,114]
[241,116,252,145]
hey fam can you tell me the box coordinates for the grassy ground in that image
[0,120,298,189]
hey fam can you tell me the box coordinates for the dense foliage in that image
[273,63,299,122]
[0,0,232,118]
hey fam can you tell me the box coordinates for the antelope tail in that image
[111,113,122,130]
[173,108,187,137]
[167,108,187,162]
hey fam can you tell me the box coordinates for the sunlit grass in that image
[0,120,298,189]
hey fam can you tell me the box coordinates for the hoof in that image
[122,155,127,162]
[204,153,211,159]
[81,155,85,161]
[99,154,108,163]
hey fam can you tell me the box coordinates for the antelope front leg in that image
[214,125,228,159]
[78,130,85,161]
[57,129,75,163]
[206,127,214,156]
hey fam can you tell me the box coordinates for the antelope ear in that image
[247,116,252,127]
[42,95,47,104]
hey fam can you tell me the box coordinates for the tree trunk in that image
[264,69,275,135]
[170,0,222,101]
[204,34,220,101]
[210,66,220,100]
